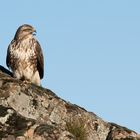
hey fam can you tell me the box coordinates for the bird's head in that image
[14,24,36,40]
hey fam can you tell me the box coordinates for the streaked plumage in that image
[6,24,44,86]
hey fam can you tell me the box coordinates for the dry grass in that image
[66,118,87,140]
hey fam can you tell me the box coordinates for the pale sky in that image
[0,0,140,133]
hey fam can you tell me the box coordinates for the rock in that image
[0,66,139,140]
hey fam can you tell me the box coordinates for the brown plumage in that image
[6,24,44,85]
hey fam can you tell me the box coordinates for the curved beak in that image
[33,29,37,36]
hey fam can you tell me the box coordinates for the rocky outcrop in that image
[0,66,139,140]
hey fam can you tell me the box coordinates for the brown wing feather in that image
[35,41,44,79]
[6,40,15,69]
[6,47,10,68]
[6,44,12,68]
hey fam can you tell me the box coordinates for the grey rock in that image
[0,68,139,140]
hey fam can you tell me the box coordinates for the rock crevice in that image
[0,67,139,140]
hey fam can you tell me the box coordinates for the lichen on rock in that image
[0,67,140,140]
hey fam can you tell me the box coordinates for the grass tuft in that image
[66,118,87,140]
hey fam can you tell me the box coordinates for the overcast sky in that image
[0,0,140,133]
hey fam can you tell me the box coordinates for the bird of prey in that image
[6,24,44,86]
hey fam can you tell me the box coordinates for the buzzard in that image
[6,24,44,86]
